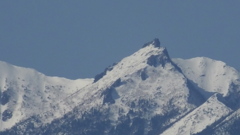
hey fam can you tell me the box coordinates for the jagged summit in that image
[142,38,161,48]
[94,40,167,83]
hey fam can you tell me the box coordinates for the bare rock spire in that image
[142,38,161,48]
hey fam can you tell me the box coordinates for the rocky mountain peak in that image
[142,38,161,48]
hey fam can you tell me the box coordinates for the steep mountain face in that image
[1,39,240,135]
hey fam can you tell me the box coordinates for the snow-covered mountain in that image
[0,61,93,130]
[1,38,240,135]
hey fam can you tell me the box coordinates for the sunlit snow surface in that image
[0,61,93,130]
[173,58,239,97]
[161,94,232,135]
[1,41,240,135]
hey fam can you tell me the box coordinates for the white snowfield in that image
[0,61,93,130]
[1,40,240,134]
[161,94,232,135]
[173,58,240,97]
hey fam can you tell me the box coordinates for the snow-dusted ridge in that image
[161,93,232,135]
[44,41,175,120]
[0,61,93,130]
[1,38,240,135]
[173,57,240,97]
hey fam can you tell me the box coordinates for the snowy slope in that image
[0,39,206,135]
[208,108,240,135]
[1,38,240,135]
[161,93,232,135]
[0,61,93,130]
[173,58,240,97]
[56,39,202,122]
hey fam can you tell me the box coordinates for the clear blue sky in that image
[0,1,239,79]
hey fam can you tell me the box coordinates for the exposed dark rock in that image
[142,38,161,48]
[102,88,116,104]
[2,109,13,121]
[146,48,171,67]
[0,89,11,105]
[224,82,240,110]
[94,63,117,82]
[140,71,148,81]
[102,78,122,104]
